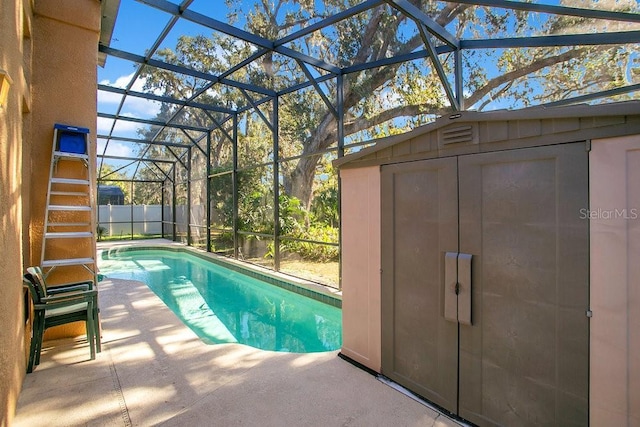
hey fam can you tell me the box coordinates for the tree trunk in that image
[287,155,319,210]
[285,112,338,209]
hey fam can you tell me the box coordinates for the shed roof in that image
[334,100,640,169]
[98,185,125,196]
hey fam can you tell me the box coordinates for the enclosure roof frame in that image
[97,0,640,181]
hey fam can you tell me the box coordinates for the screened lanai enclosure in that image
[97,0,640,288]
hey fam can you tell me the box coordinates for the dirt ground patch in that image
[246,257,339,289]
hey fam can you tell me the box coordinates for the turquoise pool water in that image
[97,249,342,353]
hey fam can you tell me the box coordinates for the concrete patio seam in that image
[107,346,132,427]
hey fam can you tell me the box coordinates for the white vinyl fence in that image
[98,204,207,238]
[98,204,164,237]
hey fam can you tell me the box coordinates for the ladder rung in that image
[47,222,91,227]
[45,232,93,239]
[42,258,95,268]
[50,191,89,197]
[53,151,89,160]
[48,205,91,211]
[50,178,90,185]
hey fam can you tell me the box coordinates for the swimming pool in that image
[97,248,342,353]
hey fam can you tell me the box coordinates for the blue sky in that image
[98,0,250,161]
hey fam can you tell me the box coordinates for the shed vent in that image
[441,125,475,145]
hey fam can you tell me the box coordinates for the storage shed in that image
[98,184,125,205]
[335,101,640,427]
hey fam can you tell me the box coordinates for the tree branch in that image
[307,101,449,150]
[344,103,442,136]
[465,47,590,108]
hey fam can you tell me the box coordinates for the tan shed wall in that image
[340,166,381,371]
[0,0,101,423]
[590,134,640,427]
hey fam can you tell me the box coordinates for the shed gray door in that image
[381,157,459,411]
[381,143,589,426]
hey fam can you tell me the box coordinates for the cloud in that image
[97,138,134,158]
[99,72,138,89]
[97,116,115,133]
[98,73,161,119]
[97,116,141,135]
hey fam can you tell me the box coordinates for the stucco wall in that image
[30,0,100,279]
[590,134,640,426]
[30,0,100,338]
[340,166,381,371]
[0,0,101,423]
[0,0,31,424]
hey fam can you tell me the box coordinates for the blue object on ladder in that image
[54,123,89,154]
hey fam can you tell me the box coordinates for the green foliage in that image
[279,193,306,236]
[96,226,106,241]
[310,161,339,227]
[132,181,163,205]
[210,230,234,253]
[209,165,339,261]
[273,193,339,262]
[209,169,234,229]
[281,225,339,262]
[98,164,131,203]
[237,167,274,233]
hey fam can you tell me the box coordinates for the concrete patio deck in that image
[14,268,462,426]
